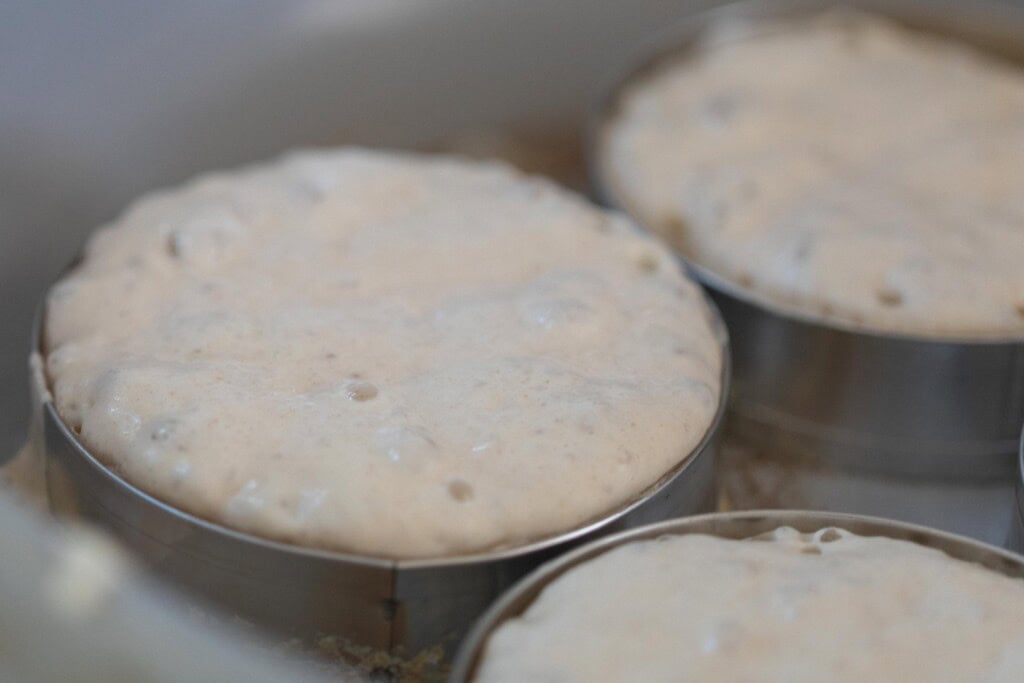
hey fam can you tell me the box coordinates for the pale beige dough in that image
[601,12,1024,337]
[476,527,1024,681]
[44,148,721,559]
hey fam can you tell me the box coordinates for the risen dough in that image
[45,149,721,558]
[601,12,1024,336]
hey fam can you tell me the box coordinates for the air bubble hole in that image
[448,479,474,502]
[344,380,378,402]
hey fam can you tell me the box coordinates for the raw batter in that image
[601,12,1024,336]
[476,527,1024,681]
[44,149,722,558]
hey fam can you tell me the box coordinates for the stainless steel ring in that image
[587,0,1024,482]
[30,266,731,666]
[1010,428,1024,551]
[450,509,1024,681]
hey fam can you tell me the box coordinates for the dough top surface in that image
[477,527,1024,681]
[602,12,1024,337]
[45,149,722,558]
